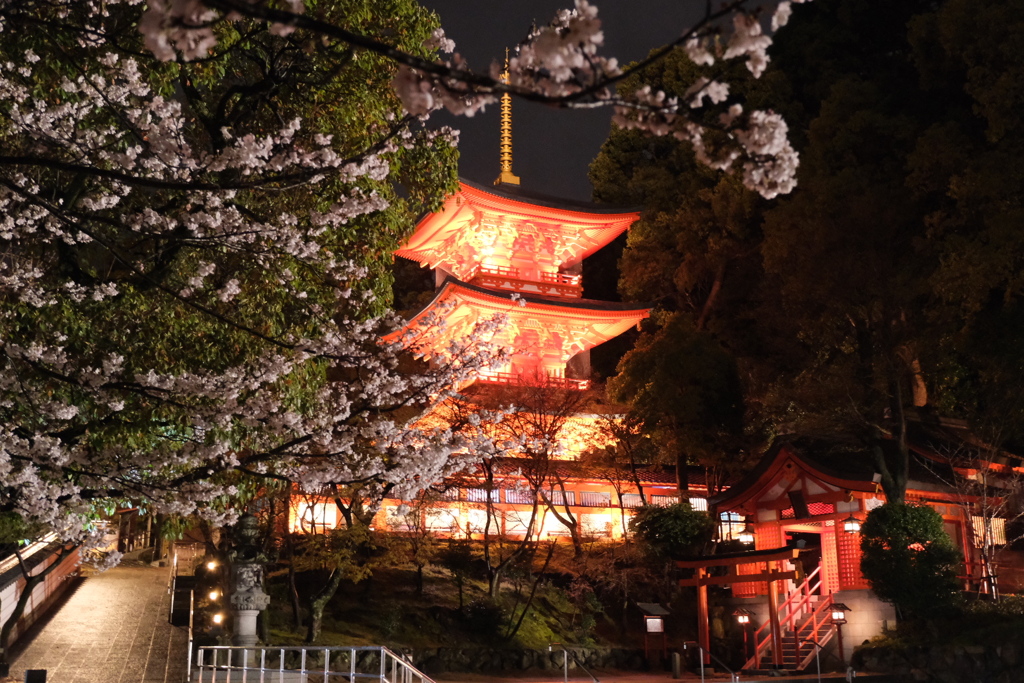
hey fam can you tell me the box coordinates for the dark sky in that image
[419,1,705,201]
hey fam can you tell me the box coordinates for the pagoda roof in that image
[396,276,650,360]
[395,179,641,279]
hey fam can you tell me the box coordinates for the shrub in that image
[860,502,962,618]
[629,502,714,558]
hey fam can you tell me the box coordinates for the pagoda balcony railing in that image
[467,263,519,279]
[476,370,590,391]
[539,271,582,286]
[464,264,582,298]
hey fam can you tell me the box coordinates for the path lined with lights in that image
[11,562,188,683]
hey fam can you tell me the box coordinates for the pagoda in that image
[394,75,650,389]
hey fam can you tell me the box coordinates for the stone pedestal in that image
[231,608,260,647]
[230,565,270,646]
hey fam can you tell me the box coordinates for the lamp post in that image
[732,608,754,661]
[830,602,851,663]
[738,518,755,546]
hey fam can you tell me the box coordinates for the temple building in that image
[394,179,649,388]
[292,85,690,541]
[288,77,1024,676]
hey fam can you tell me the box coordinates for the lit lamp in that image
[842,515,861,534]
[209,611,225,638]
[830,602,851,662]
[738,519,755,545]
[637,602,670,660]
[733,608,754,660]
[206,560,218,571]
[209,590,219,601]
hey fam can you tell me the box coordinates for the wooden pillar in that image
[696,568,711,665]
[767,561,783,668]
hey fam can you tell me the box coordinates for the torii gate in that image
[678,547,800,667]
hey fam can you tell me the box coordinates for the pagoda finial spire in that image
[495,48,521,186]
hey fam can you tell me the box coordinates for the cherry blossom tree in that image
[0,0,813,555]
[0,0,504,551]
[140,0,810,199]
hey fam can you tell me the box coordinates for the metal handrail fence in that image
[682,642,739,683]
[548,643,600,683]
[195,645,435,683]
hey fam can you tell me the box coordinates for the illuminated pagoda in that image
[286,67,675,544]
[395,188,649,387]
[395,72,650,388]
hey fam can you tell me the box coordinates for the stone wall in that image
[408,647,649,675]
[853,641,1024,682]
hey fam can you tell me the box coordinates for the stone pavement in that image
[10,562,189,683]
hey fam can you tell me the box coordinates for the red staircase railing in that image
[743,564,836,671]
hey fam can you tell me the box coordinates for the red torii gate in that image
[678,547,800,667]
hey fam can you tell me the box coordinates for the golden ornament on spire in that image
[495,48,520,186]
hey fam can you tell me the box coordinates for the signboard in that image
[645,616,664,633]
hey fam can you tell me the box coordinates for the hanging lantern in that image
[738,518,755,545]
[843,515,861,534]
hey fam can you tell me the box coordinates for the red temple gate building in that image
[703,420,1022,668]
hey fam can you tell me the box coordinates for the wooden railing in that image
[465,265,583,297]
[793,594,837,671]
[476,371,590,390]
[539,271,582,286]
[745,565,835,671]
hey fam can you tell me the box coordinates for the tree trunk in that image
[258,609,270,643]
[503,541,556,642]
[152,513,166,564]
[0,544,77,669]
[676,453,690,498]
[283,532,303,630]
[488,567,503,600]
[695,261,726,331]
[305,568,345,643]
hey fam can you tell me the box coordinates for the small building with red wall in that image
[709,422,1016,663]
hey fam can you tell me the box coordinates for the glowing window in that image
[425,509,460,532]
[971,516,1007,547]
[505,489,533,505]
[384,507,413,532]
[621,493,644,509]
[467,509,490,533]
[580,491,611,507]
[296,502,337,533]
[466,488,500,503]
[581,514,612,536]
[547,489,576,507]
[719,511,745,541]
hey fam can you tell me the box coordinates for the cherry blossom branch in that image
[139,0,810,199]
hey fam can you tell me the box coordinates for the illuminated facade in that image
[396,179,649,384]
[293,106,666,540]
[707,425,1021,667]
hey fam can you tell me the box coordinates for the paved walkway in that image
[10,562,189,683]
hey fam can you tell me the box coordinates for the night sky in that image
[418,1,705,201]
